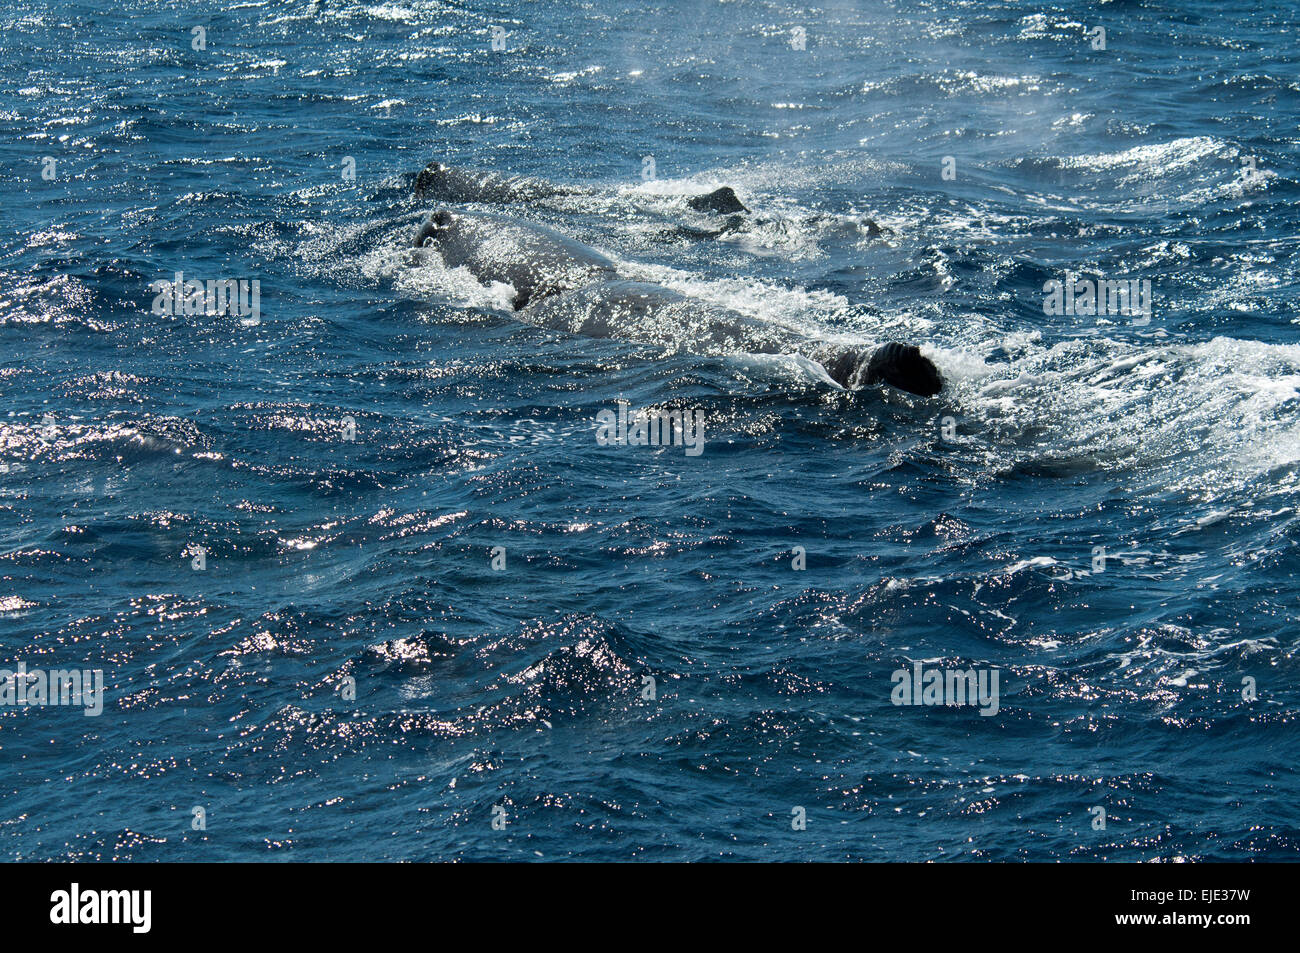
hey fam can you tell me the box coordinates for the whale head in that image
[414,209,456,248]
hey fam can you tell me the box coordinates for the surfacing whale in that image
[414,160,890,244]
[414,159,750,216]
[414,209,617,311]
[411,188,942,396]
[414,161,570,205]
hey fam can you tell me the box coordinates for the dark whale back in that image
[523,279,804,354]
[415,161,565,205]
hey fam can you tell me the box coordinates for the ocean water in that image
[1,0,1298,861]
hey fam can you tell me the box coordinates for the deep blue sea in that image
[1,0,1298,861]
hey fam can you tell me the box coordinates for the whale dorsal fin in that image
[687,187,748,215]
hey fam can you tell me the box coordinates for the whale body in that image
[415,209,616,310]
[414,161,567,205]
[411,180,942,396]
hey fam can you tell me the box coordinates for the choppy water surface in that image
[1,0,1298,860]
